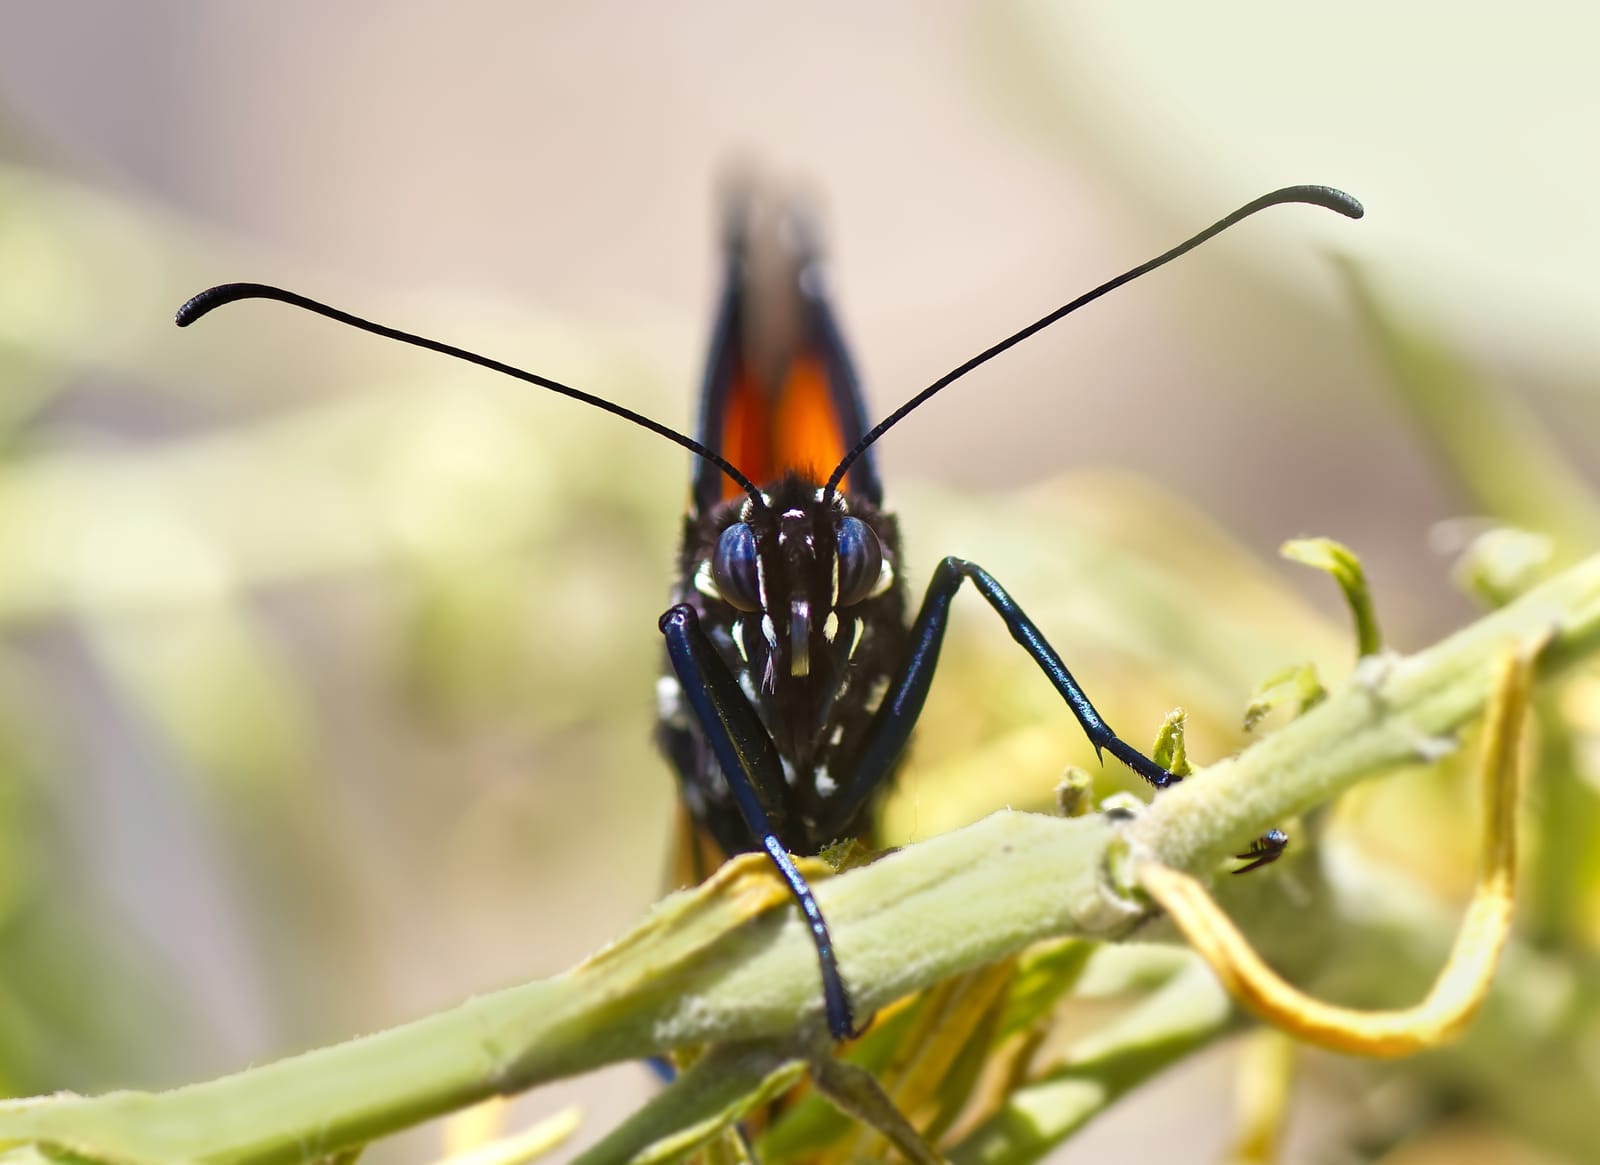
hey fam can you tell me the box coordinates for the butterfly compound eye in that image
[836,517,884,607]
[713,523,761,611]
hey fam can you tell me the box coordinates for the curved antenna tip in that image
[170,279,770,510]
[175,283,258,328]
[822,182,1366,498]
[1283,184,1364,220]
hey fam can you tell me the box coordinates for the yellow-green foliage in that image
[1,163,1598,1165]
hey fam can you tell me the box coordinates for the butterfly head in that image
[692,473,896,693]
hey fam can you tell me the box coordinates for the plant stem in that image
[1,554,1597,1165]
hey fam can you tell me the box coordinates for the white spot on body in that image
[864,676,890,714]
[655,676,683,723]
[681,782,706,816]
[849,619,866,659]
[823,611,839,642]
[791,599,811,677]
[814,769,837,796]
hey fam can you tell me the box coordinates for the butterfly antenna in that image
[824,184,1364,501]
[176,283,768,511]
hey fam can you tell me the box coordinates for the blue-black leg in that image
[823,556,1291,877]
[1233,828,1289,874]
[827,557,1180,835]
[659,604,859,1040]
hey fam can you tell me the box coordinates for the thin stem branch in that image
[0,555,1596,1165]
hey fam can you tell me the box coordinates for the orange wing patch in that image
[668,801,731,889]
[720,354,850,501]
[718,366,772,501]
[774,355,849,485]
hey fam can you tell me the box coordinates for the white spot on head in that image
[869,555,895,598]
[693,559,721,600]
[783,508,805,520]
[816,487,849,514]
[761,613,778,647]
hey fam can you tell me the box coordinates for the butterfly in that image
[177,182,1362,1042]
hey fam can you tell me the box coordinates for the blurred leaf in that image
[1150,708,1192,778]
[1221,1029,1295,1165]
[1341,256,1600,561]
[1053,767,1094,817]
[1242,662,1326,732]
[1282,536,1383,657]
[569,1043,799,1165]
[947,959,1233,1165]
[1450,526,1555,609]
[436,1104,581,1165]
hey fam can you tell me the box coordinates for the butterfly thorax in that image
[660,472,907,856]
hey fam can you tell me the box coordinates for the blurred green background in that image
[0,4,1596,1163]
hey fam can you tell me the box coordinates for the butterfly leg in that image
[1232,828,1289,874]
[659,604,859,1040]
[827,556,1183,838]
[831,557,1291,870]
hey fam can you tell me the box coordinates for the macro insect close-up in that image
[1,8,1599,1165]
[175,182,1363,1052]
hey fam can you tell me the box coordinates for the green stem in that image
[0,554,1597,1165]
[1125,551,1600,874]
